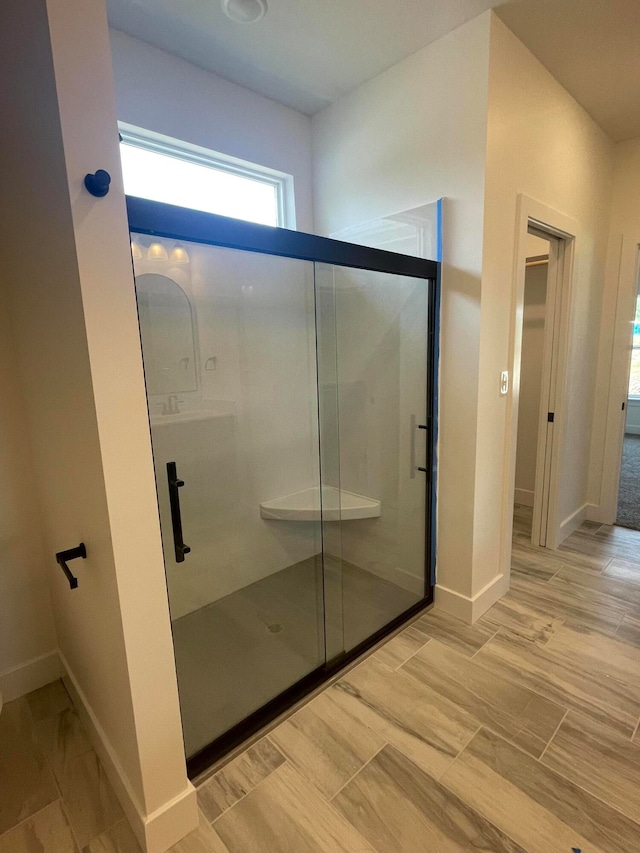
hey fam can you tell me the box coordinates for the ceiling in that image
[106,0,640,141]
[496,0,640,142]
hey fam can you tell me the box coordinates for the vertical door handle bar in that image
[411,415,429,474]
[417,422,428,472]
[410,414,417,479]
[167,461,191,563]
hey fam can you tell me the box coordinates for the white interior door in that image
[529,228,565,548]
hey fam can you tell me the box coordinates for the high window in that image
[119,126,293,228]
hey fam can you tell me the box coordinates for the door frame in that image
[600,237,640,521]
[504,195,577,563]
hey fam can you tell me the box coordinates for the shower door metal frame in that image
[127,196,440,778]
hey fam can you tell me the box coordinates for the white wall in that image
[313,11,616,619]
[109,29,314,233]
[0,303,58,701]
[0,5,316,829]
[592,137,640,519]
[1,0,196,849]
[312,13,492,616]
[514,262,548,505]
[481,14,613,575]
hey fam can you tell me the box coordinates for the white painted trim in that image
[0,650,62,702]
[142,786,200,853]
[60,651,198,853]
[435,572,509,625]
[626,426,640,435]
[514,488,534,507]
[586,502,606,524]
[434,584,471,622]
[502,195,578,574]
[557,502,588,545]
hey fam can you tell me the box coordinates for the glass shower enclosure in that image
[127,197,439,774]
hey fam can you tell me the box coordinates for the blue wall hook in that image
[84,169,111,197]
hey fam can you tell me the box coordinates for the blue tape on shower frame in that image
[436,197,443,262]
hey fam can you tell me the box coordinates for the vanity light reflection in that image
[148,241,168,261]
[170,244,190,264]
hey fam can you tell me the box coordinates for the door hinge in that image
[622,401,626,411]
[547,412,555,423]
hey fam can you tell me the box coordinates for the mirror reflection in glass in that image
[135,273,197,396]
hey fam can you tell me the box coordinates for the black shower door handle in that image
[417,421,428,472]
[410,414,429,475]
[167,461,191,563]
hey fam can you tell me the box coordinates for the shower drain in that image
[267,622,284,634]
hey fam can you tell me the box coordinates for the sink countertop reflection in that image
[150,403,236,426]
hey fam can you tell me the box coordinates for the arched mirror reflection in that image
[135,273,197,395]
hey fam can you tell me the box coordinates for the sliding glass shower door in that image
[136,242,325,760]
[316,264,430,658]
[129,197,438,771]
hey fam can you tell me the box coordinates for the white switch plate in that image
[500,371,509,395]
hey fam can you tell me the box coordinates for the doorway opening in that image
[616,256,640,530]
[512,221,570,550]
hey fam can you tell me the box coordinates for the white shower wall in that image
[136,240,322,620]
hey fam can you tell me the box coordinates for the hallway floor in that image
[4,510,640,851]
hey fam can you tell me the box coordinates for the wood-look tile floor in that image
[0,681,133,853]
[5,507,640,851]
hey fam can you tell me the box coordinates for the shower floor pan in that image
[175,556,419,762]
[260,485,381,521]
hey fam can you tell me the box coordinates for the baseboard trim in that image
[59,651,197,853]
[514,488,534,507]
[0,650,62,702]
[143,785,199,853]
[434,572,509,624]
[585,502,614,525]
[558,502,588,546]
